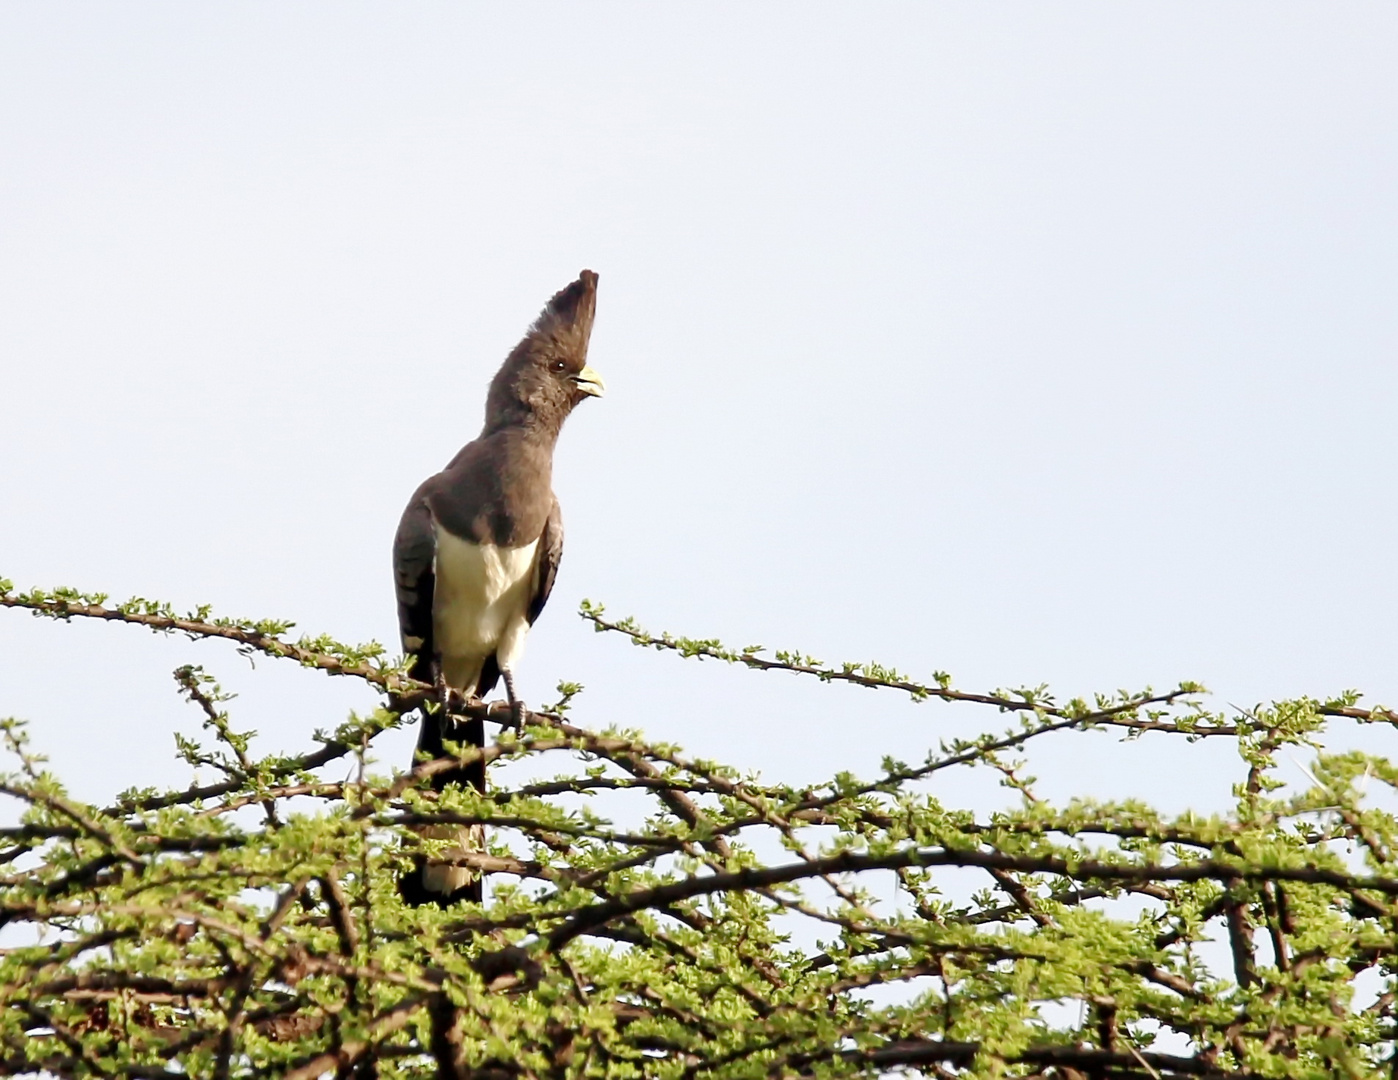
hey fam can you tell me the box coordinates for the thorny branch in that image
[2,581,1397,1078]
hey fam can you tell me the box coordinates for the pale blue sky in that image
[2,5,1396,817]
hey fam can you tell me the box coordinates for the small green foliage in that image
[0,585,1396,1077]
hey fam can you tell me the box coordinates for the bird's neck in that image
[481,408,567,448]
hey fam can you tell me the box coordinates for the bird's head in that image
[484,270,605,435]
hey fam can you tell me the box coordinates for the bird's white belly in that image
[432,528,539,691]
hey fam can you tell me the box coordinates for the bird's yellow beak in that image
[573,365,606,398]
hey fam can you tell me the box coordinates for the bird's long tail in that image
[398,659,498,906]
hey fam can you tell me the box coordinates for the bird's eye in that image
[550,359,567,373]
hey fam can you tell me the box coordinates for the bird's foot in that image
[434,670,451,727]
[501,669,525,731]
[435,673,484,736]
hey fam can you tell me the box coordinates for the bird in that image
[392,270,604,905]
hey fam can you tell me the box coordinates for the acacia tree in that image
[1,579,1395,1079]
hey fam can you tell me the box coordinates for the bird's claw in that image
[433,671,452,729]
[501,669,525,731]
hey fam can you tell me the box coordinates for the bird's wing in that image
[527,495,564,626]
[393,488,438,684]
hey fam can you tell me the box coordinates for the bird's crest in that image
[528,269,598,357]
